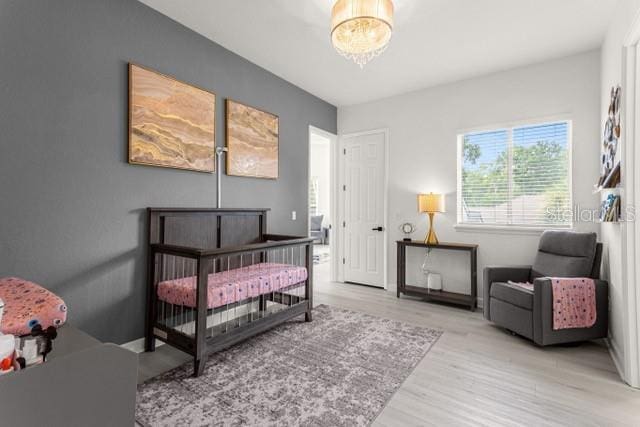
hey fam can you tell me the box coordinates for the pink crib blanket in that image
[157,262,308,310]
[0,277,68,336]
[508,278,596,330]
[550,277,596,330]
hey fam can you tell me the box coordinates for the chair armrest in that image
[532,278,609,345]
[483,266,531,320]
[533,277,609,301]
[594,279,609,293]
[484,266,532,284]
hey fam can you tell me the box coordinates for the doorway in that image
[309,126,338,283]
[338,129,388,289]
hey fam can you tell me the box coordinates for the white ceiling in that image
[139,0,617,106]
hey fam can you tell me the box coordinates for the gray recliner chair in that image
[483,231,608,346]
[310,214,328,245]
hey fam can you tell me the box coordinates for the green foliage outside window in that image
[462,137,568,224]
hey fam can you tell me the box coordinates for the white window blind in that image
[458,121,571,228]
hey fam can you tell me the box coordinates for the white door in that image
[342,130,386,288]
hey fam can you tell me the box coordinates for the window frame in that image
[455,117,574,233]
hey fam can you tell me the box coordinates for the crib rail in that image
[149,235,314,258]
[145,234,313,376]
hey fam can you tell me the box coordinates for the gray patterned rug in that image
[136,305,442,426]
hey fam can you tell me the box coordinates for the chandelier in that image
[331,0,394,68]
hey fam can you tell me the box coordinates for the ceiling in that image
[139,0,617,106]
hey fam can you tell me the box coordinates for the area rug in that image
[136,305,442,426]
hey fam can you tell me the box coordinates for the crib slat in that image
[194,258,209,376]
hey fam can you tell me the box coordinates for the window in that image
[457,120,571,228]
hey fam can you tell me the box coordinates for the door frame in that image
[618,17,640,388]
[308,126,339,283]
[337,128,390,289]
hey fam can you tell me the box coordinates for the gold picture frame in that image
[128,63,216,173]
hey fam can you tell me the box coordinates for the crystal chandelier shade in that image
[331,0,394,68]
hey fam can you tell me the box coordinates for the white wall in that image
[338,51,601,299]
[310,135,332,227]
[600,0,640,384]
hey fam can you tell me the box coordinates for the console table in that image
[397,240,478,311]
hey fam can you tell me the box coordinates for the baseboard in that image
[121,337,164,354]
[606,337,626,383]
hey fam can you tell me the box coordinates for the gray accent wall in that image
[0,0,337,343]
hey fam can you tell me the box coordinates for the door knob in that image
[371,226,384,231]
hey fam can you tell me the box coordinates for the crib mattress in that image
[157,263,308,309]
[0,277,68,336]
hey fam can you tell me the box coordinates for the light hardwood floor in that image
[138,262,640,426]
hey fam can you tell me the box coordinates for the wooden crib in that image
[145,208,313,377]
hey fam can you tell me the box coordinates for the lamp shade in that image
[331,0,394,67]
[418,193,445,213]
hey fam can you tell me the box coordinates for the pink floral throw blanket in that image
[507,278,597,330]
[550,277,596,330]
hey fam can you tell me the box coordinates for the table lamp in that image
[418,193,445,244]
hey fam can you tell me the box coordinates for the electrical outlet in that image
[292,211,297,221]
